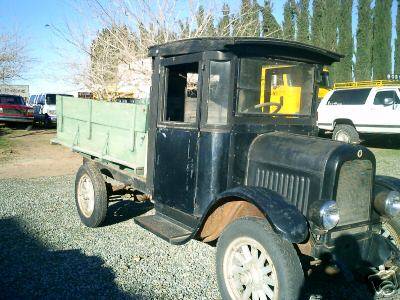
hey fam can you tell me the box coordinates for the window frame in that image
[200,51,234,130]
[234,57,317,118]
[327,88,371,106]
[157,53,203,129]
[372,89,400,106]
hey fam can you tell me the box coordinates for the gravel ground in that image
[0,176,218,299]
[0,147,399,299]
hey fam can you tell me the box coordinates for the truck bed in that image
[53,96,149,177]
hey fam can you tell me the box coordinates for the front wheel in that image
[75,162,108,227]
[332,124,360,144]
[216,217,304,300]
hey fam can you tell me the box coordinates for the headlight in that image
[48,110,56,116]
[374,191,400,218]
[27,109,34,114]
[319,201,340,230]
[0,108,3,113]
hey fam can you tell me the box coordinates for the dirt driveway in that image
[0,129,81,179]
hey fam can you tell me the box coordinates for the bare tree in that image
[54,0,268,100]
[0,30,31,83]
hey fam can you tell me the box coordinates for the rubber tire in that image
[332,124,360,144]
[74,162,108,227]
[216,217,304,300]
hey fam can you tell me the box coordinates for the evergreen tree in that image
[217,3,231,36]
[355,0,373,81]
[311,0,325,47]
[324,0,339,82]
[238,0,260,36]
[373,0,393,79]
[297,0,310,43]
[282,0,297,40]
[261,0,281,38]
[395,2,400,74]
[336,0,354,82]
[324,0,339,51]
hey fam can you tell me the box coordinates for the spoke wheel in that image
[216,217,304,300]
[224,237,278,300]
[77,174,95,218]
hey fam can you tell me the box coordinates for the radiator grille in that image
[336,160,372,226]
[3,108,23,115]
[254,168,310,213]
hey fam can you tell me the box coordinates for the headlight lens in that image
[48,110,56,116]
[320,201,340,230]
[385,191,400,217]
[0,107,3,113]
[27,108,34,114]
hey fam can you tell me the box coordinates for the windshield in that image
[46,94,56,105]
[237,58,315,115]
[0,95,24,105]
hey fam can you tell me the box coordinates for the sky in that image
[0,0,398,95]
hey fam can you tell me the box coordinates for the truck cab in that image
[56,38,400,299]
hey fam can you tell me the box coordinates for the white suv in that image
[318,86,400,143]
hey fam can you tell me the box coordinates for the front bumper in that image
[312,228,398,268]
[0,116,34,123]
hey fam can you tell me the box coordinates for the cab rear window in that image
[327,89,371,105]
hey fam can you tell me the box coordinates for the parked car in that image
[0,94,34,124]
[54,38,400,299]
[27,93,72,126]
[318,86,400,143]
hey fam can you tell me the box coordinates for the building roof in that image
[148,37,343,65]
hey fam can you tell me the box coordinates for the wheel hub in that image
[77,174,95,218]
[223,237,278,300]
[335,130,350,143]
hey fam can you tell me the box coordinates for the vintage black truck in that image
[54,38,400,299]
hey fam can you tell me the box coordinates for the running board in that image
[134,213,193,245]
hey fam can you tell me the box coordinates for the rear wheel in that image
[333,124,360,144]
[75,162,108,227]
[216,217,304,300]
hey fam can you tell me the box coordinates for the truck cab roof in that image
[148,37,343,65]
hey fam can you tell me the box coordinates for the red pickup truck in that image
[0,94,34,124]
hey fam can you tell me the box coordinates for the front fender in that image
[375,175,400,192]
[217,186,309,243]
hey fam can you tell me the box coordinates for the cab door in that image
[366,89,400,133]
[153,54,202,215]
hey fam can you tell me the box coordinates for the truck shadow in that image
[362,135,400,149]
[299,234,375,300]
[0,218,149,299]
[103,198,153,226]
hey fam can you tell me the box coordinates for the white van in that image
[27,93,72,126]
[318,86,400,143]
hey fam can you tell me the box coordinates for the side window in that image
[37,94,45,105]
[327,89,370,105]
[373,90,399,105]
[207,61,231,125]
[164,62,199,123]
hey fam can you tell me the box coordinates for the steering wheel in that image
[254,102,282,113]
